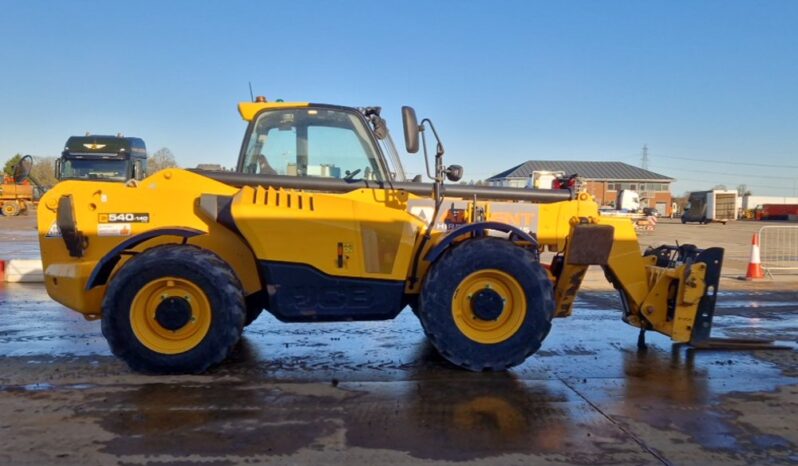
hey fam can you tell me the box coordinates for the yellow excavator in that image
[35,98,775,374]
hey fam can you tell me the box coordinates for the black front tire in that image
[419,238,554,371]
[101,244,246,374]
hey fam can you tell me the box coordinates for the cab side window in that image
[308,126,377,179]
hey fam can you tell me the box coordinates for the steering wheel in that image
[344,168,362,181]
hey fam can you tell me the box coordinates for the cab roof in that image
[238,101,308,121]
[237,101,363,122]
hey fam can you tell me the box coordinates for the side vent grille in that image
[251,186,314,211]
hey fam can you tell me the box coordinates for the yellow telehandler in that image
[36,98,770,374]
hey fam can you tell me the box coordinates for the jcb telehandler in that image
[36,98,761,374]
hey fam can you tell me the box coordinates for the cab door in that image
[231,107,419,321]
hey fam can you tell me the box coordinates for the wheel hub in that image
[451,269,527,345]
[471,288,504,321]
[155,297,192,331]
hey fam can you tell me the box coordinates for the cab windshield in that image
[61,159,129,181]
[241,108,386,181]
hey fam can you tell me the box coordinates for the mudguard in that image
[425,221,538,263]
[86,227,204,289]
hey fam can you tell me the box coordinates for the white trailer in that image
[682,190,738,224]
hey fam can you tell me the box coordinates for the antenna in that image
[248,82,255,102]
[641,144,649,170]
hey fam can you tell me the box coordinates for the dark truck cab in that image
[56,134,147,182]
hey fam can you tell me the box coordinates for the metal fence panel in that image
[759,226,798,274]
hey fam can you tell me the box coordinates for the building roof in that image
[487,161,673,181]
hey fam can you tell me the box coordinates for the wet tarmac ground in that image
[0,283,797,465]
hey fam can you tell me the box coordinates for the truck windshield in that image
[61,159,129,181]
[241,108,386,181]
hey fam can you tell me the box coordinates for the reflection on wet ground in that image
[0,223,38,260]
[0,283,796,464]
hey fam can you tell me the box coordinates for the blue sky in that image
[1,0,796,196]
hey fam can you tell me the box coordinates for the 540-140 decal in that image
[98,213,150,223]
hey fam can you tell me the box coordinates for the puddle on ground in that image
[0,286,796,462]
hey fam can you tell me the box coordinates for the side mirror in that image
[13,155,33,183]
[402,106,419,154]
[446,165,463,182]
[55,158,62,181]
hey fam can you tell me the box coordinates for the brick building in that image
[486,161,674,215]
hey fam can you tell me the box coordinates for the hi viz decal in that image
[98,213,150,223]
[98,224,132,237]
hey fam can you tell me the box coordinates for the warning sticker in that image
[45,222,62,238]
[97,223,133,237]
[98,213,150,223]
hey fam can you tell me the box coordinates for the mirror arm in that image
[421,118,446,184]
[420,124,435,181]
[422,119,445,156]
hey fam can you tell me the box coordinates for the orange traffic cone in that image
[745,233,765,280]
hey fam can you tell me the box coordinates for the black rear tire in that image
[101,244,246,374]
[419,238,554,371]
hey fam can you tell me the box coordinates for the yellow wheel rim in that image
[451,269,527,344]
[130,277,212,354]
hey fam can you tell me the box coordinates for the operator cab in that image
[237,99,408,182]
[56,134,147,182]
